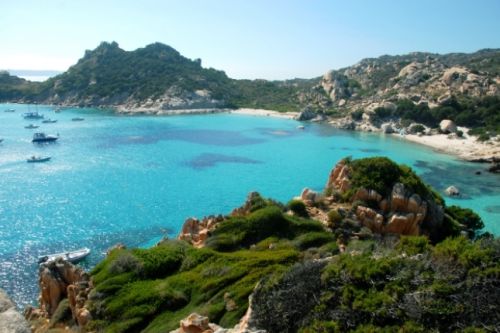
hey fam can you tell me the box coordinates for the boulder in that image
[0,289,30,333]
[296,106,316,121]
[381,123,394,134]
[488,163,500,174]
[325,160,351,193]
[445,186,460,196]
[439,119,457,133]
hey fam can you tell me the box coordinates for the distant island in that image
[1,42,499,162]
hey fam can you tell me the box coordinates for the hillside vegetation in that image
[32,157,498,333]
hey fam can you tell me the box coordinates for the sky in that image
[1,0,499,80]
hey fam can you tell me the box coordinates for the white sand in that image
[230,108,298,119]
[393,128,499,161]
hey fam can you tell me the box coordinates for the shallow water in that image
[0,103,498,307]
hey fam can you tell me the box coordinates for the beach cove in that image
[0,103,499,307]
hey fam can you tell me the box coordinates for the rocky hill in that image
[22,157,498,333]
[2,44,499,136]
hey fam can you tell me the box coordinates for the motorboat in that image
[4,108,15,112]
[38,247,91,264]
[25,124,39,129]
[71,117,84,121]
[23,112,44,119]
[296,125,305,130]
[27,156,51,163]
[42,119,58,123]
[32,132,58,143]
[54,107,61,113]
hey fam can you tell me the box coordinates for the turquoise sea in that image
[0,103,499,307]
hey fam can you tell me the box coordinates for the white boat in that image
[4,109,15,112]
[23,111,44,119]
[38,247,91,264]
[25,124,39,129]
[32,132,58,143]
[42,119,57,123]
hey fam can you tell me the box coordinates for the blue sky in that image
[1,0,499,80]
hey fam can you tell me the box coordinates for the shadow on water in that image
[183,153,262,170]
[98,128,266,148]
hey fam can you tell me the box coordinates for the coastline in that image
[391,129,500,162]
[230,108,298,119]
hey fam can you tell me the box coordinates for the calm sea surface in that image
[1,103,499,307]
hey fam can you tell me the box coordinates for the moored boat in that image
[4,108,15,112]
[32,132,58,143]
[71,117,84,121]
[23,111,44,119]
[25,124,39,129]
[38,247,91,264]
[42,119,57,123]
[27,156,51,163]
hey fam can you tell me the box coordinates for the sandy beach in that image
[394,127,499,161]
[231,108,298,119]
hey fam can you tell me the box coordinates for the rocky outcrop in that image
[321,71,352,102]
[25,258,92,330]
[230,192,263,216]
[324,161,444,237]
[295,105,316,121]
[0,289,30,333]
[170,293,265,333]
[178,215,224,248]
[353,183,428,235]
[325,160,351,193]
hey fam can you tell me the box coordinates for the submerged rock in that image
[445,185,460,196]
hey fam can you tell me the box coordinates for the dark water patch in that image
[98,129,266,148]
[359,148,383,153]
[330,146,383,153]
[485,205,500,214]
[414,160,500,197]
[184,153,262,170]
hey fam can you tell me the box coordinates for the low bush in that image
[288,199,308,217]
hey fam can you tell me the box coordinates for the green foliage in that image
[445,206,484,239]
[288,199,308,217]
[396,236,430,255]
[346,157,442,209]
[255,237,500,333]
[327,209,343,226]
[351,110,364,121]
[409,124,426,134]
[293,232,335,250]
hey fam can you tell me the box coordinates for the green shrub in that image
[351,110,364,121]
[396,236,430,255]
[132,241,186,279]
[294,232,335,250]
[207,206,291,251]
[446,206,484,238]
[327,209,343,226]
[288,199,308,217]
[410,124,426,134]
[108,251,144,276]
